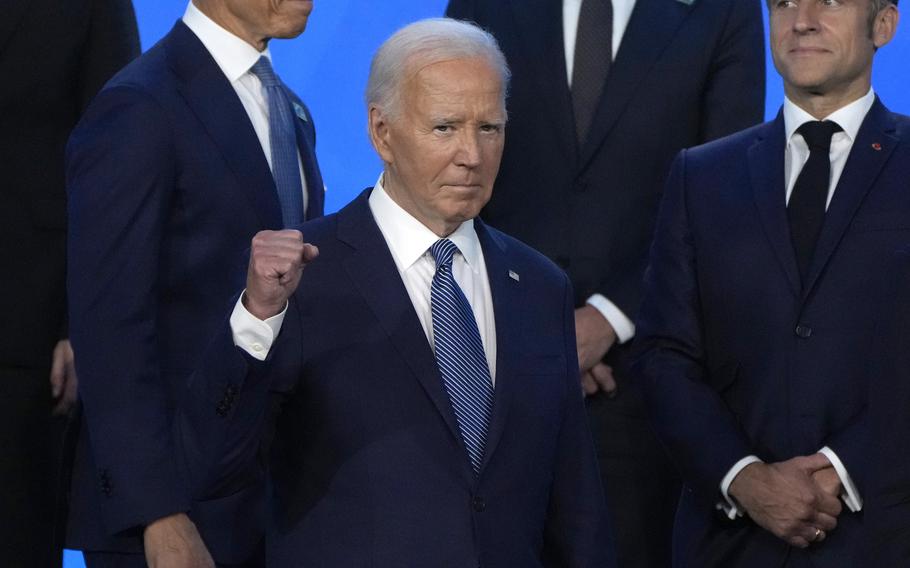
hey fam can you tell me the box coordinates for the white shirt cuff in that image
[818,446,862,512]
[229,292,287,361]
[718,455,763,519]
[585,294,635,343]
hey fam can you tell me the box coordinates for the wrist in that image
[241,291,284,321]
[728,461,763,504]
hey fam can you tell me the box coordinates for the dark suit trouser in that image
[0,366,66,568]
[586,350,680,568]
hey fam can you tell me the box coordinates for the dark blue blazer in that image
[866,246,910,565]
[182,190,616,567]
[65,20,323,561]
[446,0,765,321]
[633,100,910,567]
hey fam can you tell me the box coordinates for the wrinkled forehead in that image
[402,55,507,107]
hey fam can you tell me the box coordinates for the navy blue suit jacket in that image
[445,0,764,321]
[866,246,910,565]
[633,100,910,567]
[182,190,616,567]
[65,20,323,561]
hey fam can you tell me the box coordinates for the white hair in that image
[365,18,511,119]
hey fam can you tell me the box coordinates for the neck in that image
[193,0,269,51]
[785,80,871,120]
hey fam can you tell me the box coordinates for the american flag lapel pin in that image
[872,142,882,151]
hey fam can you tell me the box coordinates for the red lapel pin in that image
[872,143,882,151]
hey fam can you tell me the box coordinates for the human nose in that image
[793,1,820,33]
[454,130,482,168]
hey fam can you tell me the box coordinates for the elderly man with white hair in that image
[180,17,616,567]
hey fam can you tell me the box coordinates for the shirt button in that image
[252,343,264,352]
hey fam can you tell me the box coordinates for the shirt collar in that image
[182,1,269,83]
[368,174,481,273]
[783,88,875,144]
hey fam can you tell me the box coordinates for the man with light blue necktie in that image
[179,18,616,567]
[65,0,323,565]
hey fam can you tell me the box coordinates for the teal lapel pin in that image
[292,102,308,122]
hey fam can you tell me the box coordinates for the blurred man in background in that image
[0,1,139,566]
[444,1,766,565]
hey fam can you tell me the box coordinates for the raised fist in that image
[243,229,319,320]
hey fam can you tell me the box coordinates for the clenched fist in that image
[243,230,319,320]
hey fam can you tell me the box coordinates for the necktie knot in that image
[250,56,280,87]
[798,120,842,152]
[430,239,459,271]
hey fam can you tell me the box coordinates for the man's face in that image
[222,0,313,45]
[370,56,506,237]
[769,0,897,103]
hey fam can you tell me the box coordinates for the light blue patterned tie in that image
[430,239,494,475]
[250,56,304,227]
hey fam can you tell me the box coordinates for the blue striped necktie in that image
[429,239,494,475]
[250,56,304,227]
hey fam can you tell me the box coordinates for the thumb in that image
[50,345,65,397]
[800,452,833,473]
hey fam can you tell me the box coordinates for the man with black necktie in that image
[443,0,765,565]
[634,0,906,565]
[65,0,324,565]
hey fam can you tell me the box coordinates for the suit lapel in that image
[508,0,578,164]
[803,100,898,295]
[336,192,473,486]
[474,221,522,476]
[749,113,802,297]
[579,0,694,170]
[166,22,283,229]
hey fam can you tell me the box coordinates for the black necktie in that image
[788,120,842,283]
[572,0,612,146]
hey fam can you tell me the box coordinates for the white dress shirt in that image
[719,90,875,519]
[182,1,308,214]
[231,176,498,383]
[562,0,637,342]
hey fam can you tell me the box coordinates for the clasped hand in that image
[729,453,844,548]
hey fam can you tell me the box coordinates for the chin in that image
[272,21,309,39]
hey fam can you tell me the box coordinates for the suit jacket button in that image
[795,324,812,338]
[471,496,485,512]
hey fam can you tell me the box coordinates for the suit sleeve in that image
[77,0,141,112]
[542,274,617,568]
[178,298,301,500]
[631,151,753,504]
[67,85,187,535]
[698,0,766,142]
